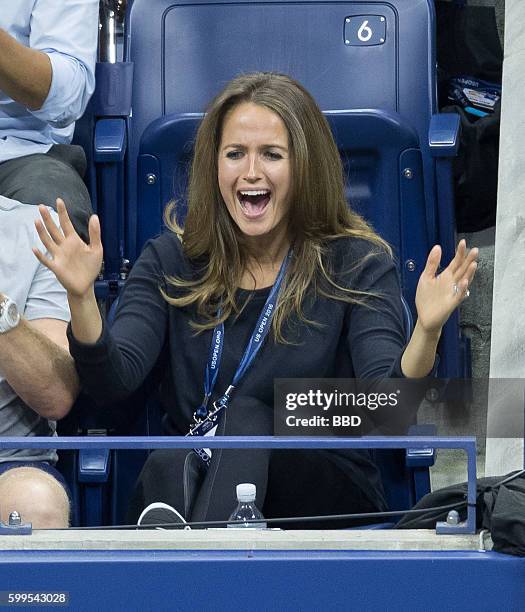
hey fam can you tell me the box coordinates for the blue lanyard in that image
[187,250,292,449]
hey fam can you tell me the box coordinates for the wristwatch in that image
[0,296,20,333]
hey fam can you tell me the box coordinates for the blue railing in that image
[0,436,477,534]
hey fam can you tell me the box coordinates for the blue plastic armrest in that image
[406,424,437,467]
[428,113,461,158]
[78,448,110,484]
[94,118,127,163]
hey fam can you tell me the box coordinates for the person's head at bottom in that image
[0,467,69,529]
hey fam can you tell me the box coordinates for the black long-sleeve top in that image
[69,232,407,433]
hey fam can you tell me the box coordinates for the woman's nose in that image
[244,153,261,180]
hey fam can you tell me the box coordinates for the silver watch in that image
[0,296,20,333]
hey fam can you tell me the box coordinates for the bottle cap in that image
[236,483,256,502]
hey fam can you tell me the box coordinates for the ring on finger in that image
[453,283,470,298]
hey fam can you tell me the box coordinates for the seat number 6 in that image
[344,16,387,46]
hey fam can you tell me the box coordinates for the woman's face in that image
[218,102,292,250]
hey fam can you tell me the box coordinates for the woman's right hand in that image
[33,198,103,299]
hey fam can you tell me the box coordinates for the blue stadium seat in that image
[137,109,428,320]
[119,0,466,378]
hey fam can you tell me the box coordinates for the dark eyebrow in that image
[263,144,288,151]
[221,143,288,151]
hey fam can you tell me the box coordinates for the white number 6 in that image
[357,20,373,42]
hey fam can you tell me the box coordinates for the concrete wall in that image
[486,0,525,474]
[422,0,505,488]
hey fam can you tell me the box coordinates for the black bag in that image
[436,0,503,103]
[435,0,503,233]
[396,471,525,557]
[443,100,501,232]
[483,474,525,557]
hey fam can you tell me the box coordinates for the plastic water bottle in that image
[227,483,267,529]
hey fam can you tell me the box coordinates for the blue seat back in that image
[138,109,428,314]
[124,0,440,259]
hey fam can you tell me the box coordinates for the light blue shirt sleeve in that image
[24,209,70,323]
[27,0,99,128]
[24,260,71,323]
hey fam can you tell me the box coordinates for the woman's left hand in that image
[415,239,478,336]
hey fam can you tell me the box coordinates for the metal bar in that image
[466,437,477,531]
[0,436,476,451]
[99,2,118,63]
[0,436,477,534]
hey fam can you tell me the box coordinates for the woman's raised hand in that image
[33,199,103,299]
[415,239,478,336]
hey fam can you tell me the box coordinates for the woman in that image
[34,73,477,527]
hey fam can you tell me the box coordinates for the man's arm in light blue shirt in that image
[0,29,52,112]
[0,0,98,127]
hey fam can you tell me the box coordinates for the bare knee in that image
[0,467,70,529]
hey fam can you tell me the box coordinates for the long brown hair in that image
[164,72,391,342]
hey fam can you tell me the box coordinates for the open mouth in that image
[237,190,271,218]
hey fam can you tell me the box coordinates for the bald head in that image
[0,467,70,529]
